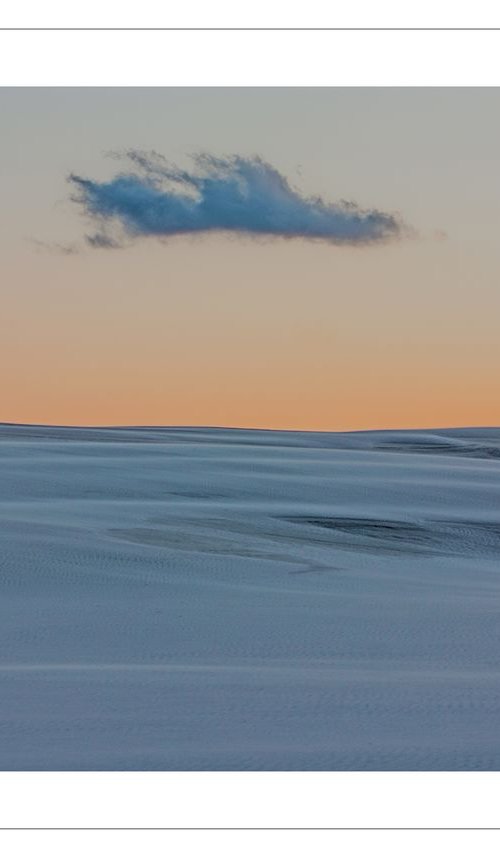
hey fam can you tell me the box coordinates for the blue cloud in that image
[69,151,404,247]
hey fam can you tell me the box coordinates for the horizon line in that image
[1,421,499,435]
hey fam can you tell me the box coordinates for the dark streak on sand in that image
[284,516,500,558]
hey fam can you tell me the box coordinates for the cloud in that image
[85,232,122,249]
[69,151,405,247]
[30,238,79,256]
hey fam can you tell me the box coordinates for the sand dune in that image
[0,423,499,770]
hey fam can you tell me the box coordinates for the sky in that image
[1,87,499,430]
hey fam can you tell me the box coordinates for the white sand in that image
[0,423,499,770]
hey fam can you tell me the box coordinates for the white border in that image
[1,0,500,30]
[1,30,500,86]
[1,830,500,857]
[0,773,499,828]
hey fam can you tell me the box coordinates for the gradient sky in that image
[1,87,500,430]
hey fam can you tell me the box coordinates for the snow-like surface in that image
[1,423,499,770]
